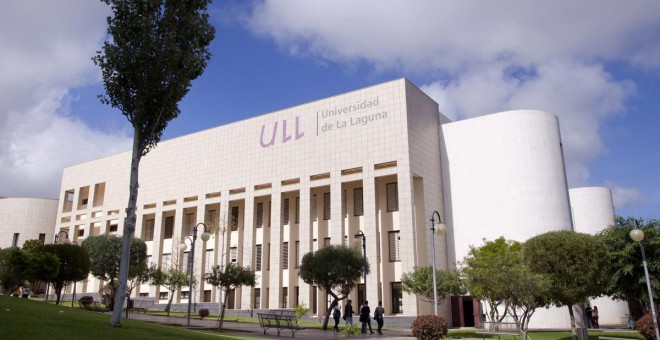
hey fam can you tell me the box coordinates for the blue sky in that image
[1,0,658,219]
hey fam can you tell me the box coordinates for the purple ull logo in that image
[260,116,305,148]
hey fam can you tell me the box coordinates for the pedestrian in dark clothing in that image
[585,305,593,328]
[360,300,374,334]
[374,300,385,335]
[333,303,341,332]
[344,299,354,326]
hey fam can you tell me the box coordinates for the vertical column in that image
[173,204,184,303]
[217,192,229,304]
[196,206,207,305]
[397,170,418,315]
[362,172,379,306]
[149,205,164,298]
[297,178,312,308]
[268,183,282,309]
[329,174,344,245]
[240,189,256,309]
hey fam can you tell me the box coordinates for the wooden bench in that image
[257,310,304,337]
[129,298,155,314]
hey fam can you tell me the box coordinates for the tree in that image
[205,263,257,330]
[597,216,660,320]
[42,244,91,304]
[0,247,29,295]
[22,239,44,253]
[93,0,215,326]
[81,235,147,311]
[461,237,550,338]
[22,240,59,295]
[298,245,370,330]
[524,230,610,340]
[401,266,465,307]
[149,265,192,316]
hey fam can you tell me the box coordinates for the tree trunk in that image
[110,131,142,327]
[165,290,175,316]
[218,289,229,330]
[568,304,588,340]
[628,296,644,320]
[322,299,338,330]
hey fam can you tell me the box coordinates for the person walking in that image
[585,305,593,328]
[360,300,374,334]
[333,303,341,332]
[21,287,30,299]
[344,299,354,326]
[592,306,599,329]
[374,301,385,335]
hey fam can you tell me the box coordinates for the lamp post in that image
[69,241,78,308]
[180,222,211,327]
[354,230,367,298]
[429,211,446,316]
[630,220,659,340]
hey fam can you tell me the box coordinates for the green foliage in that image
[21,239,44,253]
[411,315,448,339]
[342,323,361,339]
[42,244,91,304]
[0,247,29,295]
[294,303,309,320]
[524,231,610,307]
[401,266,465,305]
[81,235,147,310]
[24,251,60,286]
[299,245,369,330]
[205,263,256,329]
[597,216,660,320]
[148,265,191,315]
[635,313,660,340]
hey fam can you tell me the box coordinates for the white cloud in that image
[0,1,132,199]
[605,181,646,210]
[243,0,659,187]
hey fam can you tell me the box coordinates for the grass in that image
[447,329,644,340]
[0,296,260,340]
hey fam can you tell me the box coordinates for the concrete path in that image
[128,312,422,339]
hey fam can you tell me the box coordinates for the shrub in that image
[198,308,210,319]
[342,323,360,339]
[79,296,94,307]
[411,315,448,340]
[294,303,309,320]
[636,313,660,340]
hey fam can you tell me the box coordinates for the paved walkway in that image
[128,312,420,339]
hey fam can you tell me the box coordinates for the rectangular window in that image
[389,231,401,262]
[342,189,347,216]
[183,251,192,275]
[282,287,288,308]
[162,254,171,269]
[324,237,331,248]
[282,242,289,270]
[109,223,118,232]
[255,245,262,271]
[267,243,271,270]
[295,286,300,306]
[144,219,156,241]
[203,290,212,302]
[283,198,290,225]
[12,233,19,247]
[323,192,331,220]
[230,247,237,263]
[311,195,317,221]
[139,293,149,297]
[77,229,84,237]
[230,206,239,231]
[386,182,399,212]
[164,216,174,239]
[38,233,46,244]
[268,201,271,227]
[295,197,300,224]
[205,249,213,273]
[358,284,366,309]
[391,282,403,314]
[185,213,195,236]
[254,288,261,309]
[159,292,168,300]
[181,290,190,299]
[295,241,300,268]
[312,286,318,315]
[354,188,364,216]
[256,203,263,228]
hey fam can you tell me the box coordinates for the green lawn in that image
[448,329,644,339]
[0,296,259,340]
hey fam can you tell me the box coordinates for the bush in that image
[636,313,660,340]
[342,323,360,339]
[198,308,210,319]
[78,296,94,307]
[411,315,448,340]
[294,304,309,320]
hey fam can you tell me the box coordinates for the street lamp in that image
[180,222,211,327]
[354,230,367,298]
[430,211,446,316]
[54,230,70,244]
[630,220,659,340]
[69,241,78,308]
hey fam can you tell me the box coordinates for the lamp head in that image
[200,231,211,242]
[630,229,644,242]
[179,243,188,251]
[434,223,446,235]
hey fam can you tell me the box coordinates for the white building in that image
[0,197,58,248]
[49,78,623,328]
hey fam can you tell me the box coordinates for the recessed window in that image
[354,188,364,216]
[256,203,263,228]
[164,216,174,239]
[143,219,155,241]
[391,282,403,314]
[159,292,168,300]
[282,242,289,270]
[231,206,239,231]
[230,247,237,263]
[255,245,262,271]
[386,182,399,212]
[388,231,401,262]
[323,192,331,220]
[295,197,300,224]
[283,199,290,225]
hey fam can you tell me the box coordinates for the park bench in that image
[257,310,304,337]
[129,298,155,314]
[476,321,520,340]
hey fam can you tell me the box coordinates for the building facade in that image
[0,197,58,249]
[52,78,620,328]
